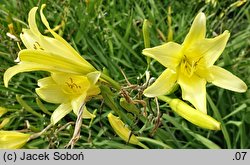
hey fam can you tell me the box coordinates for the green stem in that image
[142,19,151,69]
[100,73,121,90]
[143,19,150,49]
[157,95,172,103]
[137,137,172,149]
[137,142,149,149]
[207,94,232,148]
[29,123,53,140]
[16,95,43,118]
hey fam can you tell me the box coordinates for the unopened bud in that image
[169,98,221,130]
[0,131,31,149]
[108,113,139,145]
[0,107,7,117]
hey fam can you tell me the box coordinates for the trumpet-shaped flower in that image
[143,12,247,113]
[0,131,30,149]
[4,4,95,87]
[36,71,100,125]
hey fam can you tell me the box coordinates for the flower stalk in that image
[100,73,121,90]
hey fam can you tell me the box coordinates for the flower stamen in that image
[65,77,81,90]
[181,55,203,77]
[33,42,44,50]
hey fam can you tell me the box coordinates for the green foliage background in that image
[0,0,250,148]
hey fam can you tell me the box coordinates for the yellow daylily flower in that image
[4,4,95,87]
[143,12,247,114]
[0,131,30,149]
[36,71,100,125]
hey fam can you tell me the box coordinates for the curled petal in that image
[3,62,70,87]
[144,69,177,97]
[18,50,94,74]
[22,5,94,68]
[178,74,207,114]
[142,42,182,70]
[183,12,206,48]
[28,7,40,35]
[209,66,247,92]
[40,4,92,66]
[3,56,90,88]
[51,103,72,125]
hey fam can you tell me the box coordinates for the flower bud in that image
[169,98,221,130]
[0,118,11,129]
[0,107,7,117]
[0,131,31,149]
[108,113,140,145]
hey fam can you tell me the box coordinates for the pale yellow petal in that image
[23,4,95,70]
[3,58,91,88]
[85,71,101,97]
[37,76,55,87]
[40,4,94,68]
[4,62,63,87]
[87,85,101,96]
[186,31,230,66]
[71,93,87,115]
[87,71,101,85]
[209,66,247,92]
[20,6,40,49]
[51,103,72,125]
[20,29,39,49]
[19,50,95,74]
[183,12,206,48]
[144,69,177,97]
[51,73,87,85]
[178,74,207,113]
[36,85,69,104]
[81,106,96,119]
[142,42,182,69]
[28,7,40,35]
[39,35,93,68]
